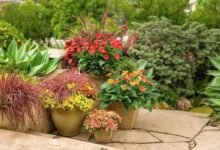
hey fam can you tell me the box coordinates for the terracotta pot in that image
[108,102,138,129]
[51,107,86,137]
[0,106,52,133]
[91,75,106,108]
[94,129,113,143]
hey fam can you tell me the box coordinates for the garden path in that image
[0,109,219,150]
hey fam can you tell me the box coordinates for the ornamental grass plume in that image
[0,74,41,128]
[84,109,121,133]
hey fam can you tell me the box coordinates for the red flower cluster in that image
[65,32,123,66]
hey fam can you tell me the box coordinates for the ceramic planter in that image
[108,102,138,129]
[94,129,113,143]
[51,107,86,137]
[91,75,106,108]
[0,107,52,133]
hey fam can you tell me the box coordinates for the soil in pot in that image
[51,107,86,137]
[94,129,113,143]
[108,102,138,130]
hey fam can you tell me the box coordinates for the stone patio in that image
[1,109,220,150]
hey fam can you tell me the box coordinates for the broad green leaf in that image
[7,39,17,60]
[209,56,220,70]
[16,40,30,62]
[43,59,59,74]
[29,62,48,76]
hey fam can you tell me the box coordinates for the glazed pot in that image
[94,129,113,143]
[0,106,52,133]
[51,107,86,137]
[108,102,138,129]
[91,75,106,108]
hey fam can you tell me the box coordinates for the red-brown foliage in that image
[0,74,41,128]
[41,69,97,103]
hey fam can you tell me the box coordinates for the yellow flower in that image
[86,84,93,91]
[107,79,114,85]
[67,83,76,90]
[121,84,127,90]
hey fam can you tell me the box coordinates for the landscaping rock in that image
[111,130,160,143]
[149,132,190,142]
[108,142,189,150]
[135,109,209,138]
[194,131,220,150]
[48,48,65,59]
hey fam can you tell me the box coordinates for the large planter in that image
[51,107,86,137]
[0,106,52,133]
[91,75,106,108]
[94,129,113,143]
[108,102,138,129]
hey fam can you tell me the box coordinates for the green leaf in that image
[43,59,59,74]
[29,62,48,76]
[209,56,220,70]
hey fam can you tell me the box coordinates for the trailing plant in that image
[204,56,220,116]
[41,70,97,110]
[99,68,158,111]
[0,21,25,50]
[84,109,121,133]
[0,74,41,128]
[0,39,59,76]
[129,19,219,99]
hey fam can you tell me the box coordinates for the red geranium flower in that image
[114,53,120,60]
[95,32,102,39]
[103,54,110,60]
[89,46,96,54]
[98,47,107,54]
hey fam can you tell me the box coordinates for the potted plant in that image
[99,66,158,129]
[41,70,97,137]
[0,74,51,133]
[84,109,121,143]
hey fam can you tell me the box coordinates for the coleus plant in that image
[65,32,128,75]
[0,39,59,76]
[84,109,121,133]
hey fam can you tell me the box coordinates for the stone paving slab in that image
[135,109,209,138]
[202,126,219,131]
[149,132,190,142]
[108,142,189,150]
[111,130,160,143]
[193,131,220,150]
[0,129,118,150]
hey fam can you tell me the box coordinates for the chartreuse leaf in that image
[29,62,48,76]
[209,56,220,70]
[43,58,59,74]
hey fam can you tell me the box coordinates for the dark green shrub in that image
[1,0,52,41]
[0,21,25,50]
[129,19,219,99]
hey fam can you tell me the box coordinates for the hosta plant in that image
[84,109,121,132]
[99,68,158,111]
[204,56,220,114]
[0,39,59,76]
[65,32,127,75]
[0,74,41,128]
[41,70,97,110]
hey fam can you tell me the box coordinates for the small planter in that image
[51,107,86,137]
[108,102,138,129]
[94,129,113,143]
